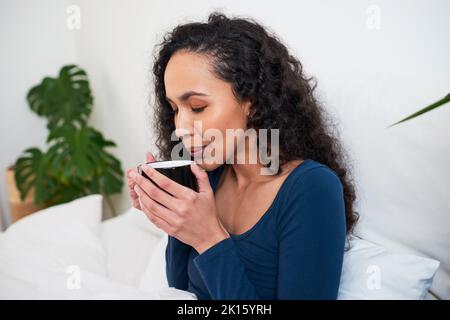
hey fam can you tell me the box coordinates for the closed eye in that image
[191,106,206,113]
[170,106,207,115]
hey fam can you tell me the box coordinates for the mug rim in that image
[144,160,194,169]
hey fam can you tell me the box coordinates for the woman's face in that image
[164,50,252,171]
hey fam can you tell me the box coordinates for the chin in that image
[192,160,222,172]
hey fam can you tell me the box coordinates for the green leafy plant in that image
[14,64,124,216]
[389,92,450,127]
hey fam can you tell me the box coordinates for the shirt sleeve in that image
[276,167,346,299]
[192,166,346,300]
[166,235,192,290]
[193,236,261,299]
[165,169,224,292]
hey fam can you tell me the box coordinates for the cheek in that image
[210,104,247,132]
[206,108,247,161]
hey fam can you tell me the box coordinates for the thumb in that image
[190,162,210,193]
[146,152,156,163]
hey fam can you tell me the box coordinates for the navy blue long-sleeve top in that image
[165,159,346,300]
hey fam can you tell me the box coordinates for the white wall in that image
[0,0,77,228]
[1,0,449,297]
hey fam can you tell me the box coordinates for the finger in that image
[127,168,138,176]
[129,188,141,208]
[129,189,140,207]
[146,152,156,163]
[127,177,137,198]
[140,164,190,199]
[132,197,141,210]
[129,188,138,200]
[135,185,178,228]
[127,177,136,190]
[133,170,180,211]
[190,162,211,193]
[140,200,173,235]
[127,169,138,187]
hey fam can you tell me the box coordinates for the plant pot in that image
[5,165,47,223]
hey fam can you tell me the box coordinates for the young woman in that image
[127,12,358,300]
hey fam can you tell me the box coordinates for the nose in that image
[174,110,194,140]
[174,111,204,146]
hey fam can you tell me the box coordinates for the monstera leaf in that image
[14,148,59,205]
[26,65,93,130]
[14,64,124,216]
[15,126,124,214]
[46,126,123,193]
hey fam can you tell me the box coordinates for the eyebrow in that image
[166,91,209,103]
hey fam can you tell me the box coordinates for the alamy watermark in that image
[66,265,81,290]
[66,5,81,30]
[366,4,381,30]
[169,121,280,175]
[366,264,382,290]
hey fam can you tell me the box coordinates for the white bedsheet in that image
[0,269,195,300]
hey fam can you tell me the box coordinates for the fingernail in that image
[130,171,137,179]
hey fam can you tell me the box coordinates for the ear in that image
[241,97,254,117]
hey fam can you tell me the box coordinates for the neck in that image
[226,136,276,189]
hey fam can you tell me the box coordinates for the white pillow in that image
[0,198,196,300]
[338,236,440,300]
[0,194,106,298]
[138,233,169,292]
[99,207,164,286]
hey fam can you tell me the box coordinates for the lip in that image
[189,144,209,156]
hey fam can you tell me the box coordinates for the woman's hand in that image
[128,158,230,254]
[126,152,156,211]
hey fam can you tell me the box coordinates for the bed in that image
[0,194,443,299]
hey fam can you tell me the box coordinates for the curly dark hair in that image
[151,12,359,237]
